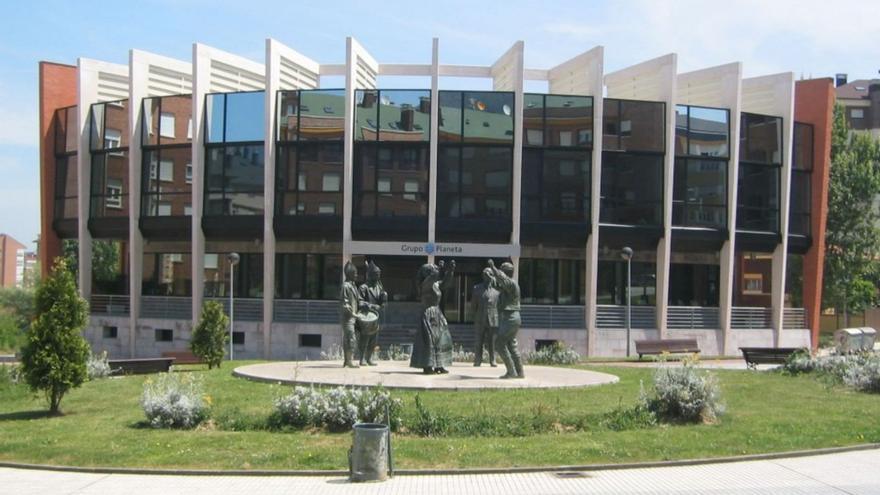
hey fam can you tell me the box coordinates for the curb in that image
[1,443,877,477]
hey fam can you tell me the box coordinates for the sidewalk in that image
[2,448,878,494]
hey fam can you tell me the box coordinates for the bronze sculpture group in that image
[340,258,524,379]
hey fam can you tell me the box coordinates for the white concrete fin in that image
[605,53,676,101]
[378,64,432,76]
[319,64,346,76]
[547,46,604,96]
[349,38,378,90]
[742,72,794,117]
[194,44,265,93]
[438,65,493,78]
[677,62,741,108]
[491,41,524,91]
[80,59,129,102]
[131,50,192,97]
[269,40,320,90]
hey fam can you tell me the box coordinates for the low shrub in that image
[87,351,111,380]
[782,348,818,374]
[272,385,401,431]
[841,355,880,393]
[599,401,658,431]
[378,344,410,361]
[641,358,724,424]
[781,351,880,394]
[140,373,209,428]
[525,342,581,365]
[319,344,344,361]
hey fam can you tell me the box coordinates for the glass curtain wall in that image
[353,89,430,238]
[276,89,345,218]
[737,113,782,233]
[204,91,265,217]
[275,253,342,300]
[204,252,263,298]
[89,100,130,219]
[91,239,129,295]
[673,105,729,229]
[142,251,192,296]
[141,95,193,218]
[519,258,585,305]
[437,91,514,241]
[521,94,592,227]
[600,99,665,226]
[53,105,79,226]
[790,122,813,237]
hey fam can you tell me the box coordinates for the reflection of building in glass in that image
[37,41,833,361]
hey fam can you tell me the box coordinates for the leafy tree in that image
[61,239,79,280]
[0,287,36,331]
[823,104,880,326]
[191,301,229,369]
[20,258,90,414]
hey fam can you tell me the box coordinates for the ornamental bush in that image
[191,301,228,369]
[641,357,724,424]
[141,372,209,428]
[524,341,581,365]
[87,351,112,380]
[842,355,880,393]
[19,258,90,414]
[273,385,401,431]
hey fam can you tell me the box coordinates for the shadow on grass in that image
[0,410,55,421]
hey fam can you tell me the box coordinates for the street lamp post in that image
[227,252,240,360]
[621,247,633,358]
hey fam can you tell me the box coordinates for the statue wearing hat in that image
[357,260,387,366]
[340,261,366,368]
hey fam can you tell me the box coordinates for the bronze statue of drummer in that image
[357,260,387,366]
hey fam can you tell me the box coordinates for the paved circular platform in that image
[233,361,619,390]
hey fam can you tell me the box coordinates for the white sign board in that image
[346,241,521,258]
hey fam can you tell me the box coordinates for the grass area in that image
[1,361,878,470]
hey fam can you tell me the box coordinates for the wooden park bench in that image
[634,339,701,360]
[739,347,801,369]
[108,357,175,375]
[161,350,205,366]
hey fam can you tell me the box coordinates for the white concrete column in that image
[510,41,524,250]
[772,75,796,346]
[655,56,678,338]
[128,51,147,358]
[342,38,356,264]
[428,38,439,251]
[719,65,743,355]
[262,39,279,359]
[76,60,96,300]
[191,44,208,324]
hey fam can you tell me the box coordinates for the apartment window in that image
[851,108,865,119]
[743,274,763,294]
[737,112,782,232]
[185,164,192,184]
[102,326,118,339]
[322,173,340,192]
[232,331,245,345]
[155,328,173,342]
[160,112,175,138]
[104,128,122,149]
[89,100,130,219]
[106,179,123,209]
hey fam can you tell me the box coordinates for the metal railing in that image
[274,299,337,324]
[521,305,586,329]
[783,307,807,329]
[205,297,263,322]
[667,306,720,330]
[90,294,130,316]
[596,305,656,329]
[730,306,772,329]
[141,296,192,320]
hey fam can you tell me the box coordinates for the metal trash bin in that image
[835,328,864,354]
[349,423,390,482]
[859,327,877,351]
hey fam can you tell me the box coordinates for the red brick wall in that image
[39,62,77,277]
[794,78,834,350]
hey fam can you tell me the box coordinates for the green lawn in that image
[0,361,878,470]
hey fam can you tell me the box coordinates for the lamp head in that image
[620,247,633,261]
[227,252,240,265]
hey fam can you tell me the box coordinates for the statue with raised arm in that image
[410,260,456,374]
[487,259,524,379]
[470,267,498,367]
[357,260,387,366]
[340,261,364,368]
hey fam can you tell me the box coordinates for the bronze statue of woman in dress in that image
[409,260,456,374]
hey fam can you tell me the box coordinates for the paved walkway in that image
[3,448,879,494]
[233,361,619,390]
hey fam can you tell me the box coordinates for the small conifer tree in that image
[191,301,229,369]
[20,258,90,414]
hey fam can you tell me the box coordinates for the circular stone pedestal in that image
[233,361,618,390]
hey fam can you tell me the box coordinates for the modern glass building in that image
[37,39,834,359]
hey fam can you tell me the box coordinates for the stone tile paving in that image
[2,448,878,494]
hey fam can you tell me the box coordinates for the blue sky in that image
[1,0,878,250]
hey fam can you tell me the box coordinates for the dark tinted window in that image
[740,113,782,165]
[604,99,665,153]
[599,153,663,226]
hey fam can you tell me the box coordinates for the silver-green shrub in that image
[273,385,401,431]
[140,373,209,428]
[782,348,818,374]
[379,344,411,361]
[87,351,111,380]
[524,342,581,365]
[641,357,724,424]
[842,355,880,393]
